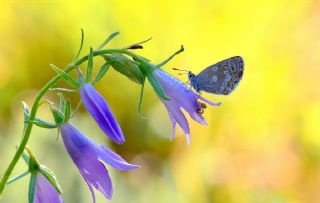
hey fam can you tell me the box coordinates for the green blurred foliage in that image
[1,0,320,202]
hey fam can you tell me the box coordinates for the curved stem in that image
[0,48,134,195]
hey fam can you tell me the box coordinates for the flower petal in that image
[80,83,125,144]
[162,100,190,144]
[77,158,113,200]
[61,123,138,201]
[168,112,176,141]
[34,173,64,203]
[98,145,140,171]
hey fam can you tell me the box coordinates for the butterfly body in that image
[188,56,244,95]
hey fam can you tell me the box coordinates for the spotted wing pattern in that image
[195,56,244,95]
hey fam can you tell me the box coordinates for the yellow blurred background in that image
[1,0,320,202]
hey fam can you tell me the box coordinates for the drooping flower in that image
[60,123,139,201]
[34,173,64,203]
[80,83,125,144]
[152,68,221,144]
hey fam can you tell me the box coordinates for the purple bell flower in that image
[34,173,63,203]
[153,69,221,145]
[80,83,125,144]
[61,123,139,201]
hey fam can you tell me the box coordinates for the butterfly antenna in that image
[172,67,189,72]
[178,73,188,75]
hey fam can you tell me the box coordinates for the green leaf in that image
[98,31,120,50]
[94,63,110,83]
[64,100,71,122]
[7,170,30,185]
[39,165,63,194]
[86,47,94,82]
[26,118,59,129]
[50,64,80,88]
[28,171,37,203]
[74,28,84,61]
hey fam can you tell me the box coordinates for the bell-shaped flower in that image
[152,68,221,144]
[60,123,139,201]
[80,83,125,144]
[34,173,64,203]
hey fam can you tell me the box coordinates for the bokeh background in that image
[1,0,320,202]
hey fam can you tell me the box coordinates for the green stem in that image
[0,48,134,196]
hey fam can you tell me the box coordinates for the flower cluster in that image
[1,32,222,203]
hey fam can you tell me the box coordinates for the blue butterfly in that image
[175,56,244,95]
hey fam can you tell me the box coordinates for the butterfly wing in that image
[195,56,244,95]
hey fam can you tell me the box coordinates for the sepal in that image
[50,107,64,125]
[28,171,37,203]
[64,100,71,122]
[103,54,145,84]
[22,101,30,122]
[38,165,63,194]
[143,64,169,100]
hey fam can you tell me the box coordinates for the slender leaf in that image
[85,47,94,82]
[50,64,80,88]
[7,170,30,185]
[49,87,78,93]
[74,28,84,61]
[98,31,120,50]
[94,63,110,83]
[26,118,59,129]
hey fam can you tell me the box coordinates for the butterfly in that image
[175,56,244,95]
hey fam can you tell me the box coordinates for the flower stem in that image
[0,48,135,196]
